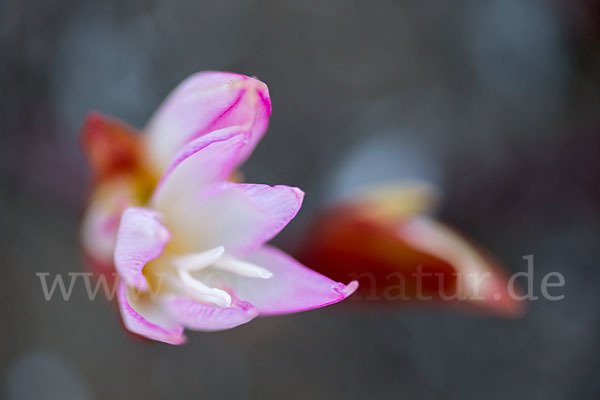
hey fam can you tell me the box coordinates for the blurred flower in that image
[297,182,523,316]
[80,72,357,344]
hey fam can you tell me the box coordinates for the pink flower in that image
[80,72,358,344]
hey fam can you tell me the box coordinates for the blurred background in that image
[1,0,599,398]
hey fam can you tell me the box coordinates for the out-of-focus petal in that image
[161,182,304,255]
[117,282,185,345]
[345,181,439,221]
[81,178,140,267]
[162,296,259,331]
[80,111,144,181]
[297,182,523,317]
[151,127,249,210]
[145,71,271,172]
[397,216,522,315]
[114,207,171,291]
[201,245,358,315]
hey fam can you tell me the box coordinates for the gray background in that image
[1,0,599,399]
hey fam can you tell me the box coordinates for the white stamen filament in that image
[171,246,272,308]
[177,269,232,307]
[214,256,273,279]
[172,246,225,271]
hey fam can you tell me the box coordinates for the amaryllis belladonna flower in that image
[297,183,524,316]
[80,72,358,344]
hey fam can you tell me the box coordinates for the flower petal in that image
[81,178,140,267]
[342,181,439,220]
[151,127,249,210]
[145,71,271,172]
[397,216,523,316]
[162,296,259,332]
[161,182,304,255]
[116,282,185,345]
[114,207,171,291]
[203,245,358,315]
[80,111,143,181]
[296,183,523,317]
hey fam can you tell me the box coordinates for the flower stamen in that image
[170,247,271,308]
[172,246,225,271]
[177,268,232,307]
[214,255,273,279]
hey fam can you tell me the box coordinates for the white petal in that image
[163,182,304,255]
